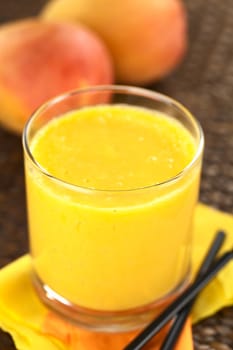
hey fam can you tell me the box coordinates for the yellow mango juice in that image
[25,104,201,311]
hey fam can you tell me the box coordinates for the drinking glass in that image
[23,85,204,331]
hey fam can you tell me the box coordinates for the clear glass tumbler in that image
[23,85,204,332]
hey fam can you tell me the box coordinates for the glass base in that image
[32,272,189,332]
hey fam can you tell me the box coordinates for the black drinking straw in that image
[123,248,233,350]
[160,230,226,350]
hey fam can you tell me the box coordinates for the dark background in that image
[0,0,232,349]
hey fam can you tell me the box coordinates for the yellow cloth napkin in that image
[0,203,232,350]
[192,203,233,322]
[0,256,193,350]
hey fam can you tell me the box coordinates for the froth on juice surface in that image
[26,105,201,311]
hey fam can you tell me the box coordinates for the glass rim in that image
[22,84,204,193]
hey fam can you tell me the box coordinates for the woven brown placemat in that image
[0,0,232,349]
